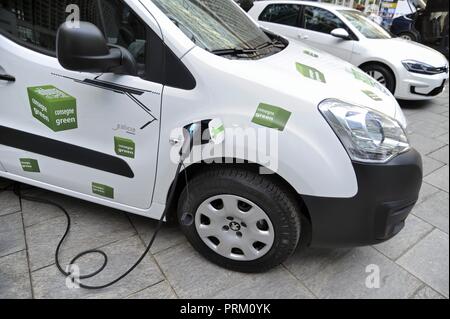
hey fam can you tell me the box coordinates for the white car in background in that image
[249,0,449,100]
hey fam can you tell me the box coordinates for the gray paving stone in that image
[284,247,351,282]
[418,182,440,205]
[437,132,449,144]
[155,242,314,299]
[402,108,421,117]
[408,133,447,155]
[26,204,136,271]
[31,236,164,299]
[0,212,26,258]
[407,110,449,125]
[411,285,445,299]
[421,102,449,115]
[424,165,449,192]
[126,281,177,299]
[0,251,32,299]
[408,120,448,139]
[397,229,449,298]
[129,214,186,254]
[213,267,315,299]
[413,191,449,234]
[428,145,449,165]
[284,247,422,299]
[373,215,433,260]
[422,156,445,177]
[0,190,21,217]
[20,188,90,227]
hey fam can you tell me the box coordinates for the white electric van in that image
[0,0,422,272]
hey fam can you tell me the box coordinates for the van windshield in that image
[151,0,273,53]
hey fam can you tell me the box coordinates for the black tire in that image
[398,31,419,42]
[361,63,396,95]
[177,167,301,273]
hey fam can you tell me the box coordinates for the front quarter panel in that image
[152,47,359,207]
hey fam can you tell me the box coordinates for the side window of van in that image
[0,0,146,65]
[0,0,100,54]
[302,6,348,34]
[259,4,301,27]
[98,0,147,65]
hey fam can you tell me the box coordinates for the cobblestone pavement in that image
[1,88,448,299]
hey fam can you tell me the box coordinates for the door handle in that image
[297,34,309,40]
[0,74,15,82]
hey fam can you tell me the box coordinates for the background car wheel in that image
[361,63,396,94]
[177,167,302,273]
[398,31,419,42]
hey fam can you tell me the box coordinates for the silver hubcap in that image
[194,195,275,261]
[366,70,387,87]
[401,35,412,41]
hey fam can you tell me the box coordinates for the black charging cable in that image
[1,160,185,290]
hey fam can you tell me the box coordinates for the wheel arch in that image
[358,60,398,93]
[165,159,312,244]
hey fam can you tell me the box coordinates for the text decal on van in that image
[27,85,78,132]
[252,103,291,131]
[296,63,326,83]
[20,158,40,173]
[114,137,136,159]
[362,90,383,101]
[303,50,319,58]
[92,183,114,199]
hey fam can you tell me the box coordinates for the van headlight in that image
[319,99,410,163]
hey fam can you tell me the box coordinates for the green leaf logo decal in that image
[20,158,40,173]
[27,85,77,132]
[114,136,135,159]
[252,103,292,131]
[92,183,114,199]
[296,63,326,83]
[351,68,376,87]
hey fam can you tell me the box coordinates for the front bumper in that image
[395,68,448,100]
[302,149,423,248]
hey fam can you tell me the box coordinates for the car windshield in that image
[339,10,392,39]
[151,0,273,52]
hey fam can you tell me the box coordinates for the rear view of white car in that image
[249,0,449,100]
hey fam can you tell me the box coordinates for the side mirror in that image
[56,22,137,75]
[331,28,351,40]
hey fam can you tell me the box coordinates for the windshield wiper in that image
[211,39,286,57]
[211,47,257,56]
[254,40,285,50]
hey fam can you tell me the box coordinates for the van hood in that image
[248,40,405,125]
[366,38,448,67]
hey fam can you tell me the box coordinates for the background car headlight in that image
[319,99,410,163]
[402,59,445,75]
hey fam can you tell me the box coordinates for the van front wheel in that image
[177,167,301,273]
